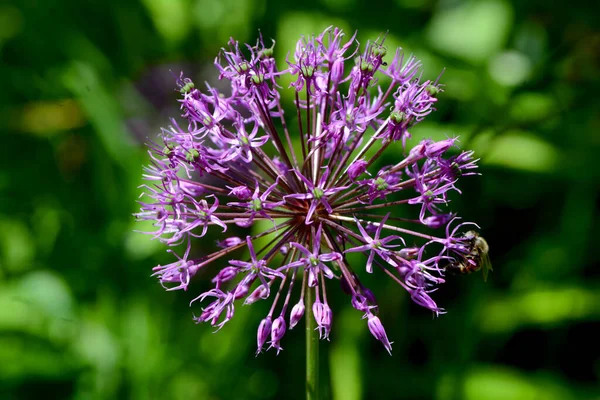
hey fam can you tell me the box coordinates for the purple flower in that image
[212,266,239,287]
[216,236,243,248]
[284,168,348,225]
[408,173,460,223]
[313,299,333,340]
[136,27,484,355]
[269,316,287,354]
[151,240,199,291]
[256,317,272,355]
[191,288,235,330]
[366,313,393,355]
[228,179,285,227]
[279,224,342,287]
[228,185,252,200]
[347,159,369,182]
[345,213,404,273]
[228,236,284,297]
[289,300,305,329]
[360,168,402,203]
[219,117,269,163]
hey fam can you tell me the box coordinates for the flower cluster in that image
[136,27,481,355]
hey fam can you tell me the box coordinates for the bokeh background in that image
[1,0,598,399]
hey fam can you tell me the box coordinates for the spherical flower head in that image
[136,26,485,355]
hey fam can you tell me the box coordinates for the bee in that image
[446,231,492,281]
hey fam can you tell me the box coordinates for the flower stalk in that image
[306,285,319,400]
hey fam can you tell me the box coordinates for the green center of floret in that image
[259,46,274,58]
[372,45,387,58]
[390,110,407,124]
[375,177,388,191]
[251,73,265,84]
[309,256,319,266]
[202,115,213,126]
[240,134,250,145]
[301,65,314,78]
[251,198,263,211]
[312,187,324,200]
[186,148,199,162]
[360,60,374,73]
[426,84,440,97]
[450,162,462,176]
[179,81,195,94]
[235,62,250,73]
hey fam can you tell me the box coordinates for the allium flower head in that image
[136,26,482,355]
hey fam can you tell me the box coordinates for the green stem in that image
[306,289,319,400]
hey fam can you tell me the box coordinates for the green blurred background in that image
[1,0,598,399]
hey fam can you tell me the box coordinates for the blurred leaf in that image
[509,92,556,122]
[0,218,35,273]
[478,130,559,173]
[62,61,134,167]
[427,0,513,63]
[479,286,600,333]
[140,0,192,45]
[488,50,532,86]
[330,307,364,400]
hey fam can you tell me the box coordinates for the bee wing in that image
[481,252,493,282]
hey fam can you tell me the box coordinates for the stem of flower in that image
[329,214,439,241]
[306,286,319,400]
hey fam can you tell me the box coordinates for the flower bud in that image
[365,221,378,234]
[229,185,252,200]
[351,293,369,312]
[398,247,419,259]
[272,156,287,174]
[363,288,377,306]
[289,301,305,329]
[217,236,243,248]
[244,285,269,305]
[423,213,453,229]
[270,316,287,354]
[211,266,239,285]
[347,159,368,181]
[366,313,393,355]
[425,138,457,158]
[312,300,332,340]
[180,181,205,197]
[256,317,272,355]
[407,139,430,162]
[233,282,250,300]
[279,244,289,255]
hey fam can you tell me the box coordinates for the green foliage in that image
[1,0,598,399]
